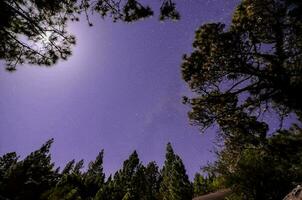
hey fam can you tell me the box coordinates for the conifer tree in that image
[0,139,58,200]
[212,126,302,200]
[113,151,146,200]
[159,143,192,200]
[181,0,302,198]
[42,159,83,199]
[0,140,197,200]
[95,175,117,200]
[46,151,106,200]
[193,173,207,197]
[0,152,18,199]
[192,172,225,197]
[182,0,302,137]
[61,159,76,175]
[144,161,161,200]
[84,150,105,198]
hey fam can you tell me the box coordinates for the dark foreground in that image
[193,189,232,200]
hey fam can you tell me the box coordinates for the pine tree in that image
[45,159,85,200]
[94,175,117,200]
[182,0,302,137]
[181,1,302,199]
[46,150,106,200]
[213,126,302,200]
[84,150,105,198]
[192,172,225,197]
[159,143,192,200]
[0,152,18,199]
[144,161,161,200]
[61,159,76,175]
[0,140,196,200]
[0,139,58,199]
[112,151,146,200]
[193,173,207,197]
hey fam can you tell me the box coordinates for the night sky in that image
[0,0,242,179]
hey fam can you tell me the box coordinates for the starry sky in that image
[0,0,243,179]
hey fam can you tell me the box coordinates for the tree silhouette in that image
[193,172,224,197]
[0,0,179,71]
[112,151,147,200]
[0,139,58,200]
[181,1,302,198]
[45,151,106,200]
[182,0,302,139]
[159,143,192,200]
[83,150,105,198]
[144,161,161,200]
[210,125,302,200]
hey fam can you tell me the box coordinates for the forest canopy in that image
[0,140,198,200]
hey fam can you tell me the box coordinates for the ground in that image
[193,189,232,200]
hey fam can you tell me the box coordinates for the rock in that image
[192,189,232,200]
[283,185,302,200]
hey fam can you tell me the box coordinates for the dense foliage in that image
[182,0,302,133]
[0,0,179,70]
[0,141,199,200]
[182,0,302,199]
[208,126,302,200]
[192,172,224,197]
[159,143,193,200]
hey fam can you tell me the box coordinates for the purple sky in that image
[0,0,243,179]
